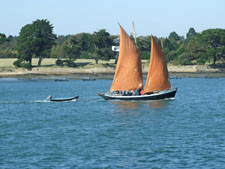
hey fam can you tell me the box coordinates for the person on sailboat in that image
[122,91,127,96]
[138,89,144,95]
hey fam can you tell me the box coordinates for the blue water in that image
[0,77,225,168]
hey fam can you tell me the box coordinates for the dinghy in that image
[46,95,79,102]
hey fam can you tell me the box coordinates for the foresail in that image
[110,26,143,92]
[144,36,171,93]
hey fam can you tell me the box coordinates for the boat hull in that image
[97,89,177,101]
[49,96,79,102]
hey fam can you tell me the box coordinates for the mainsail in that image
[110,26,143,92]
[144,36,171,93]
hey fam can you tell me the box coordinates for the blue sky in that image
[1,0,225,37]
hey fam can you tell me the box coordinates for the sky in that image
[1,0,225,38]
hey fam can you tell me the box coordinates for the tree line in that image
[0,19,225,69]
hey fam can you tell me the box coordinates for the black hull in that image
[82,78,96,81]
[50,96,79,102]
[97,89,177,101]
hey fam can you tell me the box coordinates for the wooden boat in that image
[97,25,177,101]
[82,78,96,81]
[46,96,79,102]
[54,79,69,82]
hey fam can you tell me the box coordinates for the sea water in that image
[0,77,225,168]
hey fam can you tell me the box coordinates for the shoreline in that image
[0,65,224,78]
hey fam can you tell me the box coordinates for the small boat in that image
[54,79,69,82]
[46,95,79,102]
[82,78,96,81]
[97,24,177,101]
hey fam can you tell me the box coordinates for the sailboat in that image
[97,25,177,100]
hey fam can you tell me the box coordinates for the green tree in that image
[51,45,66,58]
[169,31,180,41]
[15,19,56,68]
[0,33,7,44]
[93,29,113,48]
[176,52,192,65]
[32,19,56,66]
[166,51,177,63]
[62,36,81,66]
[186,27,197,40]
[0,35,18,58]
[185,36,206,64]
[163,38,178,51]
[50,35,69,58]
[15,24,35,69]
[91,47,114,64]
[200,29,225,64]
[79,33,93,51]
[92,29,114,64]
[137,36,151,59]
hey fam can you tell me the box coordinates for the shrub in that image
[56,59,64,66]
[64,59,76,67]
[13,59,22,67]
[13,59,31,69]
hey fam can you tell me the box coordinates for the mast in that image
[132,21,137,45]
[160,38,164,48]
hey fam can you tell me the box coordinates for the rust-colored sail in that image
[144,36,171,93]
[110,26,143,92]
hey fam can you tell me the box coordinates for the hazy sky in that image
[1,0,225,37]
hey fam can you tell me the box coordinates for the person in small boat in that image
[46,95,52,101]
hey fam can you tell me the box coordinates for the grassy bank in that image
[0,58,224,78]
[0,58,149,72]
[0,58,116,68]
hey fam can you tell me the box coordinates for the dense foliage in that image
[1,19,225,69]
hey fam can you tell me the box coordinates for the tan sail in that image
[144,36,171,93]
[110,26,143,92]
